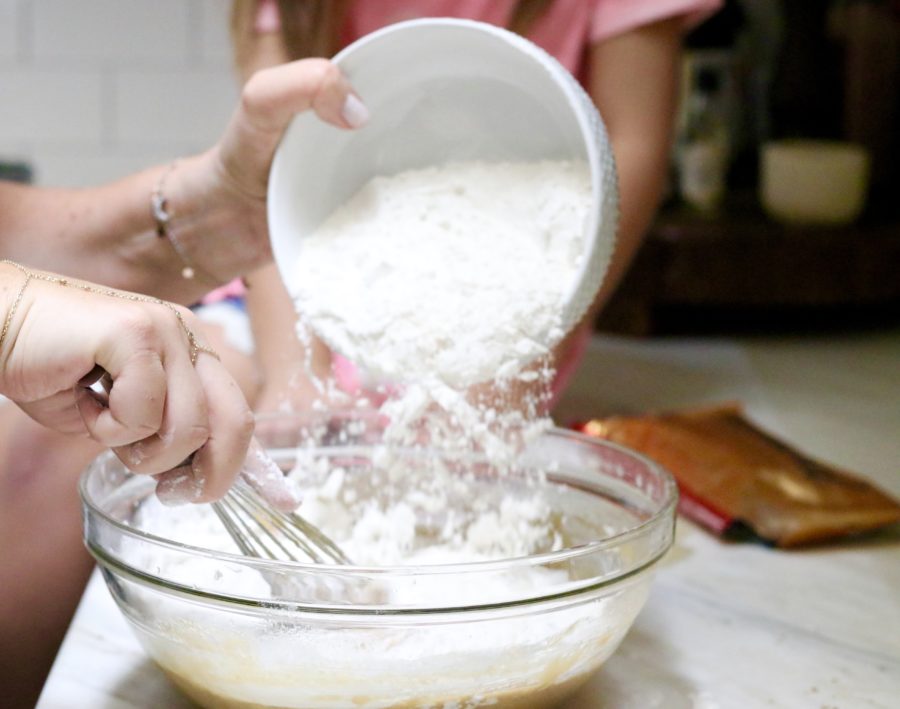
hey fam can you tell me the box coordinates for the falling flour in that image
[129,159,617,708]
[292,160,592,462]
[294,160,591,388]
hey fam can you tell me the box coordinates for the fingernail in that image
[129,442,146,467]
[156,466,205,506]
[341,94,369,129]
[190,457,208,498]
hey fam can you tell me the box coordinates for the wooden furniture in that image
[597,193,900,335]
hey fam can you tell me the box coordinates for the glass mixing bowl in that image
[81,419,676,709]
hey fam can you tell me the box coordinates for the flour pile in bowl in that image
[129,458,646,709]
[292,159,594,461]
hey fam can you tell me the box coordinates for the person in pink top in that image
[224,0,722,414]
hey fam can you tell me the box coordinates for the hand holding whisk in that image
[160,437,351,565]
[212,439,351,564]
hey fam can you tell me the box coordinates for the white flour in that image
[130,159,617,707]
[129,459,644,709]
[138,157,598,587]
[135,464,567,596]
[293,160,590,388]
[293,160,591,464]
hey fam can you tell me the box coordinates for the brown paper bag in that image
[579,404,900,547]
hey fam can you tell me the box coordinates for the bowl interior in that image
[82,422,675,612]
[81,423,676,708]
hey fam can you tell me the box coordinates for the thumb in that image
[241,59,368,133]
[218,59,368,197]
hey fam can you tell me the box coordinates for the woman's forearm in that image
[0,58,366,306]
[593,135,672,309]
[588,16,682,317]
[0,150,268,305]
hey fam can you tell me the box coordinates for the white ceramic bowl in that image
[268,18,618,341]
[761,140,871,226]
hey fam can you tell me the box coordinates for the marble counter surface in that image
[38,332,900,709]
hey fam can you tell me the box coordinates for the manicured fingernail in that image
[341,94,369,128]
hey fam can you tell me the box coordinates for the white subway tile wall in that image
[0,0,238,186]
[0,1,18,63]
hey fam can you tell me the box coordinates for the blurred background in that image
[0,1,235,186]
[1,0,898,338]
[601,0,900,337]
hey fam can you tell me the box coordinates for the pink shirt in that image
[345,0,721,77]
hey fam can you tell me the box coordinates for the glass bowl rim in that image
[81,426,677,611]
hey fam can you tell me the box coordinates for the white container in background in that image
[761,140,871,226]
[677,56,735,213]
[679,139,729,213]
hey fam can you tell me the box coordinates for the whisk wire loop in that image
[212,480,350,565]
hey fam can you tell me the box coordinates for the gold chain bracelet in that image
[152,161,218,283]
[0,259,219,365]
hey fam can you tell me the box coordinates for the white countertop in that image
[38,332,900,709]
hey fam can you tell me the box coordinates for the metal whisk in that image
[212,479,351,565]
[95,359,348,566]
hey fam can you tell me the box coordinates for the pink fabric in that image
[589,0,723,44]
[201,279,246,305]
[332,352,362,394]
[254,0,281,33]
[346,0,722,75]
[249,1,724,75]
